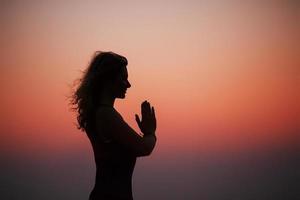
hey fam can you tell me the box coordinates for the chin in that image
[117,93,126,99]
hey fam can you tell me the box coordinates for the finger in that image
[152,106,156,119]
[152,107,156,128]
[142,100,148,108]
[135,114,142,128]
[151,106,156,127]
[142,101,151,118]
[145,101,151,113]
[142,102,147,119]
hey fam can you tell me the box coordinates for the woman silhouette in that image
[71,51,157,200]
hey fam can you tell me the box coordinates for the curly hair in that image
[70,51,128,132]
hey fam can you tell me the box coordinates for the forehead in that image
[120,66,128,77]
[120,66,128,79]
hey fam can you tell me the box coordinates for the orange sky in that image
[1,1,299,156]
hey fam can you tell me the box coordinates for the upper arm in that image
[95,107,156,156]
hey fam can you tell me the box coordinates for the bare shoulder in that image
[95,106,123,121]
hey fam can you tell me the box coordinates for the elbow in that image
[138,148,153,157]
[134,135,157,157]
[137,142,156,157]
[144,146,155,156]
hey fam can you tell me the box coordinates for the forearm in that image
[139,134,156,156]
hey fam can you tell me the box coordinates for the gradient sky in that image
[1,1,299,199]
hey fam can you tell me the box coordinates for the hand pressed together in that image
[135,100,156,136]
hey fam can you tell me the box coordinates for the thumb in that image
[135,114,142,129]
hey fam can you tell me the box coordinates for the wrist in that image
[144,133,156,140]
[143,130,155,136]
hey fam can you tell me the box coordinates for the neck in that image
[98,90,115,107]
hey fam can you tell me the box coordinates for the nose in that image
[126,80,131,88]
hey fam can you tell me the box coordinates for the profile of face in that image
[111,66,131,99]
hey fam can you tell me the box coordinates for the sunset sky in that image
[1,1,299,199]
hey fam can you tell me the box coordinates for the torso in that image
[87,106,136,200]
